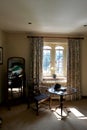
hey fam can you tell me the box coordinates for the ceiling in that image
[0,0,87,35]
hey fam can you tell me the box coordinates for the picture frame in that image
[0,47,3,64]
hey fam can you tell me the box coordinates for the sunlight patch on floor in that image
[51,107,87,120]
[69,107,87,119]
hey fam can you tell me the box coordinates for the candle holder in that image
[52,74,56,79]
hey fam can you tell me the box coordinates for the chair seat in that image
[33,93,50,115]
[34,93,49,102]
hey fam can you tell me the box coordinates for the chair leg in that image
[27,102,30,109]
[36,101,39,115]
[27,98,30,109]
[0,117,2,128]
[49,97,51,109]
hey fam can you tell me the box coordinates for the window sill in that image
[42,79,67,86]
[42,80,67,83]
[43,76,66,82]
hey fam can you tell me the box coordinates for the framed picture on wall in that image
[0,47,3,64]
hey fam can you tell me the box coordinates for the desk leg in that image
[60,95,63,118]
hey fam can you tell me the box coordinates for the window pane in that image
[43,49,51,76]
[55,49,64,76]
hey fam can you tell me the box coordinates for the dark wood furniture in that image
[0,117,2,128]
[7,57,26,108]
[27,81,50,115]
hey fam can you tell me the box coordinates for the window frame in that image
[42,42,67,81]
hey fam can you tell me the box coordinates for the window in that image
[43,46,51,76]
[55,46,64,76]
[42,42,67,80]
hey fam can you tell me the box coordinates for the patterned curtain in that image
[29,37,43,87]
[67,39,81,100]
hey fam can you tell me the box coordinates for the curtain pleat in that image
[29,37,43,87]
[67,39,81,100]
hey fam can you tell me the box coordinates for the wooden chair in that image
[27,81,50,115]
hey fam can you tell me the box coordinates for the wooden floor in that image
[0,98,87,130]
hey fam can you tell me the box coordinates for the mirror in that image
[7,57,26,107]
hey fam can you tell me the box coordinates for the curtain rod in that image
[27,36,84,39]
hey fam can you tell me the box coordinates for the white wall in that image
[5,32,31,82]
[81,36,87,96]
